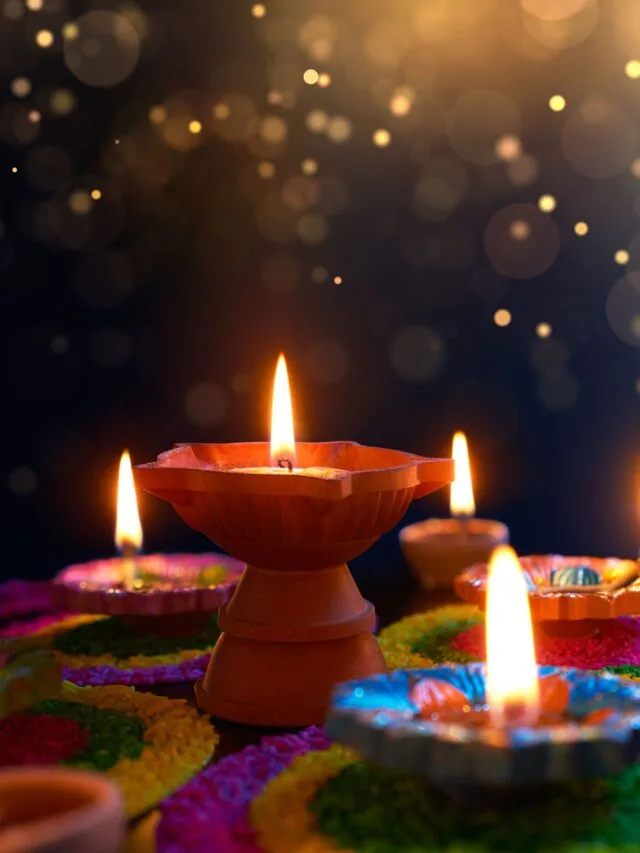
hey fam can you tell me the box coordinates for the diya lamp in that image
[135,354,454,726]
[52,450,244,635]
[328,545,640,801]
[0,767,125,853]
[0,652,123,853]
[456,552,640,638]
[400,432,509,589]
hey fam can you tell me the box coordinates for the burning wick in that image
[115,450,143,590]
[277,456,294,472]
[486,546,540,729]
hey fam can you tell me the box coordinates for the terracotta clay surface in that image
[136,442,453,571]
[135,442,454,726]
[400,517,509,590]
[456,555,640,633]
[52,552,244,620]
[0,767,125,853]
[136,441,454,725]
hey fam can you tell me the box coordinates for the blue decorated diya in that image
[326,665,640,790]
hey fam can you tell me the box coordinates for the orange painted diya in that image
[456,555,640,637]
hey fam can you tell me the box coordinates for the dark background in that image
[1,0,638,584]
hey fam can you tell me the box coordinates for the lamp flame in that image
[115,451,143,556]
[270,354,297,467]
[450,432,475,517]
[485,545,539,728]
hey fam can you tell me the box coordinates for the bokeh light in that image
[494,309,512,327]
[574,221,589,236]
[35,30,54,49]
[548,94,566,112]
[538,194,556,213]
[64,11,141,88]
[372,128,391,148]
[625,60,640,79]
[484,203,560,279]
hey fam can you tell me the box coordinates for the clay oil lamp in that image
[135,354,454,726]
[327,546,640,801]
[0,767,125,853]
[0,655,123,853]
[400,432,508,589]
[52,451,244,636]
[455,552,640,638]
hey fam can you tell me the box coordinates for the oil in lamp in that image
[135,354,454,726]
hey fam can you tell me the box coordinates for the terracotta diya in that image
[455,554,640,638]
[400,432,508,590]
[136,355,454,726]
[0,767,125,853]
[53,451,244,635]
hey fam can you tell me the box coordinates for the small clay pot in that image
[0,767,125,853]
[400,517,509,590]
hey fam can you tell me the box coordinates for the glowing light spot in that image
[615,249,630,265]
[333,275,343,285]
[549,95,566,112]
[326,115,352,143]
[26,0,43,10]
[536,322,552,338]
[574,221,589,236]
[626,60,640,79]
[11,166,18,173]
[50,88,76,116]
[28,110,41,124]
[509,220,531,241]
[267,90,283,105]
[213,102,230,120]
[11,78,31,98]
[62,22,79,40]
[91,189,102,200]
[148,105,167,125]
[372,128,391,147]
[494,309,512,327]
[188,120,202,134]
[631,158,640,178]
[303,68,320,85]
[538,194,556,213]
[306,109,328,133]
[259,115,287,144]
[251,3,266,18]
[495,134,522,162]
[258,161,275,179]
[317,72,331,88]
[35,29,54,48]
[389,86,414,117]
[301,158,318,175]
[68,190,92,215]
